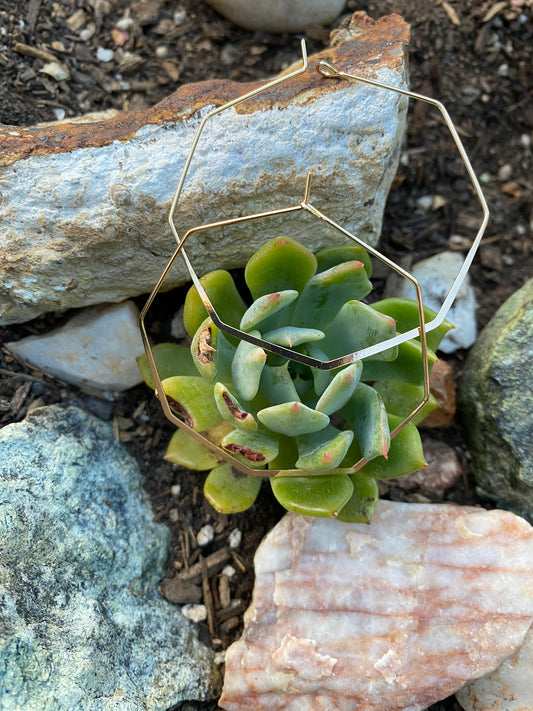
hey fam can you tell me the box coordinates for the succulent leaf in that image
[270,474,354,518]
[191,317,218,382]
[268,435,299,470]
[262,326,325,349]
[322,301,397,361]
[165,428,223,470]
[340,383,390,461]
[296,426,354,472]
[183,269,246,337]
[204,463,262,514]
[345,414,426,479]
[260,363,301,405]
[221,427,279,468]
[372,298,453,352]
[362,339,438,385]
[137,343,197,389]
[306,343,333,396]
[336,472,379,523]
[315,243,372,278]
[315,362,362,415]
[214,382,258,431]
[244,236,317,299]
[231,330,267,401]
[257,401,330,436]
[372,380,438,425]
[240,290,298,332]
[161,376,221,431]
[292,261,372,330]
[214,330,237,386]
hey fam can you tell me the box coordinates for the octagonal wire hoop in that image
[140,41,489,479]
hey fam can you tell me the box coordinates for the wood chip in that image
[12,42,58,64]
[482,1,508,22]
[438,0,461,25]
[178,547,230,584]
[159,576,202,604]
[219,574,231,609]
[201,555,217,638]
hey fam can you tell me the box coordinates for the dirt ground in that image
[0,1,532,709]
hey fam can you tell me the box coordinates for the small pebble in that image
[116,16,135,30]
[197,524,215,547]
[79,23,96,41]
[214,651,226,666]
[53,108,65,121]
[171,484,181,497]
[416,195,434,211]
[181,604,207,623]
[520,133,531,149]
[40,62,69,81]
[497,163,513,181]
[155,45,168,58]
[222,565,236,578]
[228,528,242,549]
[173,9,188,25]
[169,508,179,523]
[96,47,114,63]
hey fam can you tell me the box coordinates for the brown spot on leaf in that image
[222,391,249,421]
[224,443,265,463]
[197,326,216,364]
[166,395,194,428]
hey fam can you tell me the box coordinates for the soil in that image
[0,1,532,710]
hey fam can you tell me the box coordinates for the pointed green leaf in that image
[191,317,218,382]
[345,414,426,480]
[221,428,279,469]
[214,382,258,431]
[296,426,354,472]
[372,298,453,353]
[244,236,317,299]
[183,270,246,337]
[165,428,223,470]
[341,383,390,461]
[231,330,267,402]
[260,363,300,405]
[161,376,221,431]
[240,290,298,332]
[336,472,379,523]
[362,339,438,385]
[322,301,397,361]
[215,330,236,386]
[268,435,299,470]
[137,343,196,389]
[315,362,362,415]
[270,474,354,518]
[315,243,372,278]
[292,261,372,330]
[263,326,325,349]
[257,402,329,436]
[372,381,438,425]
[306,343,333,396]
[204,463,262,514]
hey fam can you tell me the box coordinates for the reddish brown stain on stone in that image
[0,13,409,168]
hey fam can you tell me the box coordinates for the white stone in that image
[0,13,409,325]
[181,604,208,623]
[456,624,533,711]
[395,251,477,353]
[7,301,145,391]
[205,0,346,33]
[228,528,242,549]
[197,524,215,547]
[219,501,533,711]
[96,46,114,62]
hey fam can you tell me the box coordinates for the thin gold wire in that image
[140,42,488,480]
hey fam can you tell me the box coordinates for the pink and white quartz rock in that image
[219,501,533,711]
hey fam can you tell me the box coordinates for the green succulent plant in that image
[138,236,452,522]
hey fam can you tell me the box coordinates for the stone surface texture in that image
[205,0,346,33]
[395,438,462,498]
[219,501,533,711]
[7,300,145,391]
[456,624,533,711]
[458,278,533,521]
[0,404,220,710]
[0,13,409,325]
[394,251,477,353]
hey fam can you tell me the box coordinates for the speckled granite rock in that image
[0,404,220,710]
[219,501,533,711]
[456,623,533,711]
[0,13,409,324]
[458,277,533,521]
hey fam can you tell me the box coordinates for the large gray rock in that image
[205,0,346,33]
[458,278,533,521]
[0,404,220,710]
[0,13,409,325]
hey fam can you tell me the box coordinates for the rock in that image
[420,358,456,428]
[395,438,463,498]
[458,278,533,521]
[455,624,533,711]
[393,251,477,353]
[219,501,533,711]
[0,13,409,325]
[7,301,145,391]
[0,404,220,710]
[205,0,346,33]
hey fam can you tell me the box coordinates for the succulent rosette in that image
[138,236,451,522]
